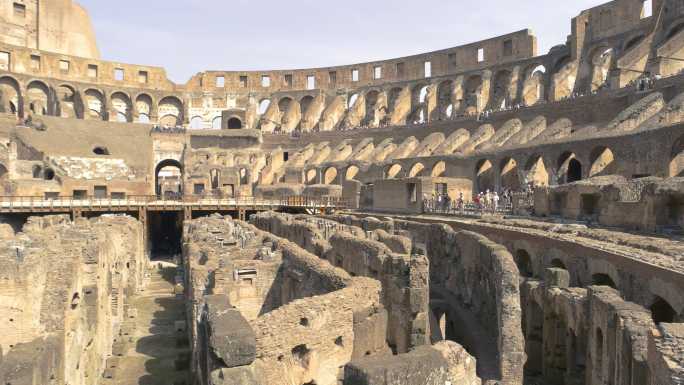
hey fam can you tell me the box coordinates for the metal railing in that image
[0,195,348,211]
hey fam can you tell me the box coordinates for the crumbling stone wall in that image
[0,214,147,385]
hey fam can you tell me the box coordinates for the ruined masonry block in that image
[206,295,257,368]
[544,268,570,288]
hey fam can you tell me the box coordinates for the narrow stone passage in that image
[105,263,190,385]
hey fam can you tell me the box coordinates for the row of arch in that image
[0,76,185,125]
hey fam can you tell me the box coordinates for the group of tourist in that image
[152,124,186,134]
[422,189,516,215]
[631,72,662,92]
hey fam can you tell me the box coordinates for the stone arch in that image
[347,93,359,110]
[410,83,430,123]
[32,164,42,178]
[135,93,153,123]
[558,152,582,183]
[514,249,534,277]
[384,164,403,179]
[437,80,454,119]
[669,134,684,177]
[26,80,50,116]
[522,64,546,106]
[489,69,512,109]
[431,161,446,177]
[500,157,521,191]
[158,96,184,126]
[387,87,404,114]
[650,297,678,324]
[278,96,293,112]
[84,88,106,120]
[305,169,317,184]
[155,159,183,196]
[345,165,360,181]
[258,99,271,115]
[323,167,338,185]
[524,155,549,187]
[553,55,573,73]
[0,76,21,116]
[588,45,614,92]
[189,116,203,130]
[588,146,616,177]
[408,162,425,178]
[110,91,133,122]
[475,159,494,193]
[363,89,382,126]
[55,84,81,119]
[227,117,242,129]
[211,116,222,129]
[464,75,483,114]
[592,273,617,288]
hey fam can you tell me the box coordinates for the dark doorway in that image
[650,297,677,324]
[567,159,582,182]
[148,211,183,259]
[227,117,242,129]
[592,273,616,289]
[155,159,183,197]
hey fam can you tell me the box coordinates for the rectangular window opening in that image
[642,0,653,18]
[374,66,382,80]
[329,71,337,85]
[351,69,359,82]
[448,53,457,70]
[59,60,70,73]
[114,68,124,81]
[239,76,248,88]
[138,70,148,84]
[284,74,293,87]
[215,76,225,87]
[13,3,26,18]
[306,75,315,90]
[424,61,432,78]
[0,52,10,71]
[408,183,417,203]
[477,48,485,63]
[30,55,40,70]
[261,75,271,87]
[396,62,405,77]
[503,40,513,57]
[87,64,98,78]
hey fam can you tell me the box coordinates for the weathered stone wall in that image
[0,214,147,385]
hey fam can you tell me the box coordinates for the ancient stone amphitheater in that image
[0,1,683,384]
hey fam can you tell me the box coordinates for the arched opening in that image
[464,75,483,114]
[500,158,521,191]
[300,95,314,117]
[32,165,42,178]
[258,99,271,115]
[550,258,566,270]
[44,168,55,180]
[410,84,429,124]
[155,159,183,197]
[0,76,20,116]
[525,156,549,187]
[363,90,382,126]
[522,65,546,106]
[93,146,109,155]
[158,96,183,126]
[135,94,153,123]
[323,167,338,185]
[57,85,79,119]
[211,116,222,129]
[305,169,317,184]
[27,81,50,116]
[227,117,242,129]
[558,152,582,184]
[347,94,359,110]
[384,164,402,179]
[515,249,534,277]
[84,89,105,120]
[189,116,203,130]
[408,162,425,178]
[589,146,616,177]
[489,70,512,109]
[431,161,446,177]
[387,87,404,117]
[650,297,677,324]
[592,273,616,289]
[345,165,360,181]
[669,135,684,177]
[110,92,132,123]
[437,80,454,119]
[590,47,614,92]
[475,159,495,192]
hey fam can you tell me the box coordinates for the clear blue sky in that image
[78,0,606,84]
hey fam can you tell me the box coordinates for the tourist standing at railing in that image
[493,191,499,212]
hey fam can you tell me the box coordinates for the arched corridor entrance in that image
[155,159,183,197]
